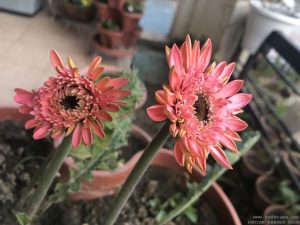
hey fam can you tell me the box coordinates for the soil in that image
[0,120,52,225]
[37,166,220,225]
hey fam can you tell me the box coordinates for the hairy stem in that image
[103,122,170,225]
[18,135,72,221]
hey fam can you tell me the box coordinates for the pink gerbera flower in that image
[147,35,252,173]
[14,50,130,147]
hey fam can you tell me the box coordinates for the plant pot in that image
[108,0,126,10]
[282,151,300,178]
[264,205,289,225]
[63,0,95,22]
[69,149,241,225]
[98,25,124,48]
[123,29,142,47]
[94,34,136,58]
[95,2,110,22]
[242,0,300,54]
[254,175,290,211]
[241,150,274,179]
[122,10,143,32]
[67,124,151,201]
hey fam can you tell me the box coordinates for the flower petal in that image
[109,78,129,88]
[226,117,248,131]
[198,39,212,72]
[210,146,232,169]
[228,93,252,110]
[72,124,82,147]
[215,80,244,99]
[147,105,167,121]
[33,124,50,140]
[82,125,93,145]
[174,141,185,166]
[50,50,63,69]
[90,120,105,139]
[220,135,238,153]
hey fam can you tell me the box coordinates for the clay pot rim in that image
[122,10,144,19]
[255,174,291,207]
[264,204,288,217]
[242,150,275,175]
[95,1,109,7]
[282,151,300,177]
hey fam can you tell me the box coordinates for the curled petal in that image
[210,146,232,169]
[168,66,181,91]
[147,105,167,121]
[50,50,63,70]
[169,123,178,137]
[220,135,238,153]
[25,119,39,129]
[51,129,64,139]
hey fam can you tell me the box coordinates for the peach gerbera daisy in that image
[14,50,130,147]
[147,35,251,173]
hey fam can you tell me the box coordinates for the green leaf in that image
[156,210,166,222]
[15,212,31,225]
[70,145,92,160]
[184,206,198,223]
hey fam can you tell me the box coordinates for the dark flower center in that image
[61,95,79,110]
[194,94,210,123]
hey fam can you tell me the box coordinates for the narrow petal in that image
[18,105,32,114]
[33,124,50,140]
[198,39,212,72]
[218,62,235,82]
[87,56,102,78]
[101,104,120,112]
[109,78,129,88]
[210,146,232,169]
[88,67,104,81]
[104,89,131,100]
[51,129,64,139]
[82,125,93,145]
[90,120,105,139]
[50,50,63,69]
[174,141,185,166]
[220,136,238,153]
[169,123,178,137]
[169,44,184,75]
[25,119,39,129]
[96,77,111,91]
[226,117,248,131]
[210,62,226,78]
[95,111,113,121]
[228,93,252,110]
[168,66,181,91]
[147,105,167,121]
[72,124,82,147]
[215,80,244,99]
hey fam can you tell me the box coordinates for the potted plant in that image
[108,0,126,10]
[122,0,144,32]
[282,150,300,178]
[123,26,143,47]
[98,19,124,48]
[64,0,95,22]
[95,0,110,23]
[241,145,274,179]
[254,175,299,210]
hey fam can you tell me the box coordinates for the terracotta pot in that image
[122,10,143,32]
[67,124,151,201]
[254,175,290,211]
[282,151,300,178]
[264,205,289,225]
[241,150,274,179]
[0,107,30,122]
[69,149,241,225]
[95,2,110,22]
[108,0,126,9]
[98,25,123,48]
[63,0,95,22]
[94,34,136,58]
[123,29,142,47]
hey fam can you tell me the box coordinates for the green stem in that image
[156,132,260,225]
[19,135,72,221]
[103,122,170,225]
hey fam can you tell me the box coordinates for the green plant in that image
[147,182,199,224]
[71,0,93,7]
[274,179,299,204]
[124,1,144,13]
[102,19,120,31]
